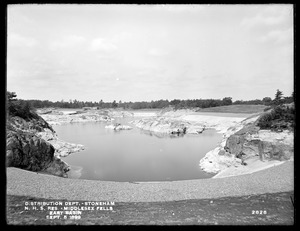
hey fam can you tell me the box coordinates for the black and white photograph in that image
[6,4,294,225]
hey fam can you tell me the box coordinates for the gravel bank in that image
[6,161,293,202]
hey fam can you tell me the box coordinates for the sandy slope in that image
[6,161,293,202]
[180,114,245,133]
[213,157,288,178]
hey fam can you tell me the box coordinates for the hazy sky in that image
[7,4,294,102]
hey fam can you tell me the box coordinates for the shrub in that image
[7,91,39,120]
[257,105,295,130]
[8,100,37,120]
[263,106,272,112]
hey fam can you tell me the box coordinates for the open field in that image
[196,104,267,114]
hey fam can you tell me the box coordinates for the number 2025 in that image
[252,210,267,215]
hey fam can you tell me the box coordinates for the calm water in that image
[53,117,223,182]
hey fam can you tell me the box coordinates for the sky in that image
[7,4,294,102]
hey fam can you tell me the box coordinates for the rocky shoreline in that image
[6,114,79,177]
[7,107,294,180]
[199,114,294,178]
[39,110,113,125]
[35,128,84,157]
[105,123,133,131]
[130,112,245,135]
[128,107,294,178]
[6,108,148,178]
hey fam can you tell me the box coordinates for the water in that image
[53,117,223,182]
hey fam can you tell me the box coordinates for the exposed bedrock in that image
[105,123,133,131]
[6,129,69,177]
[40,111,113,125]
[199,116,294,174]
[224,125,294,161]
[6,114,83,177]
[36,129,84,157]
[130,117,205,135]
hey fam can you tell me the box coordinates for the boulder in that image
[224,124,293,162]
[6,129,69,177]
[257,141,293,161]
[6,111,81,177]
[224,134,245,155]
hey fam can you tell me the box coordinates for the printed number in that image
[252,210,267,215]
[69,215,81,220]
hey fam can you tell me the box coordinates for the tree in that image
[6,91,34,119]
[273,89,283,105]
[98,100,103,108]
[7,91,18,115]
[112,100,118,108]
[222,97,232,106]
[262,97,272,105]
[7,91,17,102]
[170,99,181,106]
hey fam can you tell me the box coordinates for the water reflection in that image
[55,120,223,182]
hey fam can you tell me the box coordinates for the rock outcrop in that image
[105,123,133,131]
[199,111,294,174]
[224,125,293,161]
[36,108,55,114]
[36,129,84,157]
[130,107,246,136]
[7,115,69,177]
[6,112,84,177]
[130,117,205,135]
[107,110,134,118]
[6,130,69,177]
[40,110,113,125]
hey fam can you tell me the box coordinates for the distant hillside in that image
[196,105,267,114]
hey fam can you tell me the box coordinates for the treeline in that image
[21,97,235,110]
[7,90,294,110]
